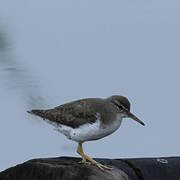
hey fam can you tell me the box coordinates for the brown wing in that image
[28,99,98,128]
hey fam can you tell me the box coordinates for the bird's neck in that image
[116,113,124,121]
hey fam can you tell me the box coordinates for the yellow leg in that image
[77,143,87,163]
[76,143,113,171]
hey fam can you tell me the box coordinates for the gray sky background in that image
[0,0,180,171]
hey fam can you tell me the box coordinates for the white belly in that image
[55,118,122,143]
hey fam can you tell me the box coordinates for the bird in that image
[27,95,145,170]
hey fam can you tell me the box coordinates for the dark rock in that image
[0,156,180,180]
[0,157,131,180]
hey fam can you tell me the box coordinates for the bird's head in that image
[107,95,145,126]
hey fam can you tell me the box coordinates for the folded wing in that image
[28,100,98,128]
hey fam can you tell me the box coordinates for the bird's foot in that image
[78,159,91,165]
[82,155,113,171]
[78,158,112,170]
[93,162,113,171]
[77,143,113,171]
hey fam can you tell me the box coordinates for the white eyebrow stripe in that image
[113,100,129,112]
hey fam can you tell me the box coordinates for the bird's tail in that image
[27,109,46,119]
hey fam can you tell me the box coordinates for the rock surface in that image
[0,156,180,180]
[0,157,135,180]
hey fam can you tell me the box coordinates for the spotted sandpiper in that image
[28,95,145,170]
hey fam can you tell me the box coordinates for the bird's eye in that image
[119,105,126,112]
[118,104,124,109]
[113,100,124,111]
[117,103,129,112]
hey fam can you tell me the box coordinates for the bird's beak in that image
[127,112,145,126]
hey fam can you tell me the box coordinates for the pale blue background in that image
[0,0,180,172]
